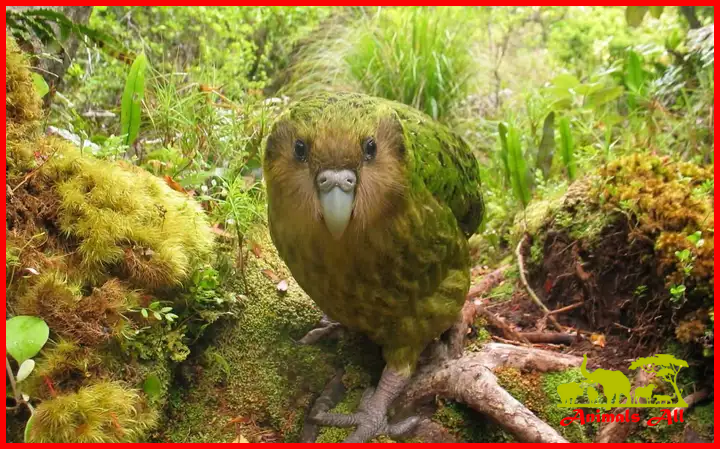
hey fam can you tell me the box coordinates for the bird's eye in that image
[363,137,377,161]
[294,139,308,162]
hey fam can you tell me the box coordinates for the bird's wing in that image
[393,104,485,237]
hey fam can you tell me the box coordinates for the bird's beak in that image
[316,169,357,240]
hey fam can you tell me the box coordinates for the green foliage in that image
[498,122,531,208]
[347,7,480,120]
[558,116,576,180]
[120,52,148,146]
[6,8,131,63]
[6,316,50,363]
[282,6,482,121]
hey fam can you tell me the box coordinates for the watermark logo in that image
[555,353,688,427]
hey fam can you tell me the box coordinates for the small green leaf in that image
[24,414,35,443]
[16,359,36,382]
[675,249,691,262]
[498,122,511,185]
[626,6,649,27]
[143,373,163,400]
[626,50,645,93]
[536,111,555,178]
[649,6,665,19]
[31,73,49,98]
[551,74,580,90]
[141,308,149,319]
[558,117,576,181]
[153,311,162,321]
[687,231,702,246]
[6,316,49,363]
[120,52,148,147]
[586,86,624,108]
[160,307,173,313]
[506,125,532,208]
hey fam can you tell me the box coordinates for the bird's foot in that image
[311,387,419,442]
[309,367,419,443]
[297,314,345,345]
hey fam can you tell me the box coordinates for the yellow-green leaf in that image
[649,6,664,19]
[626,6,649,27]
[31,73,49,98]
[121,52,148,147]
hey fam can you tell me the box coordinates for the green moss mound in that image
[160,226,387,442]
[527,154,713,348]
[6,36,215,443]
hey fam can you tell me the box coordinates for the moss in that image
[432,399,513,442]
[541,369,595,442]
[5,34,43,153]
[27,381,158,443]
[162,226,343,442]
[595,154,713,288]
[5,36,213,442]
[687,401,714,440]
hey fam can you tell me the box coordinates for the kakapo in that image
[263,91,484,442]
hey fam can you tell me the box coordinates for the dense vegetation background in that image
[5,6,714,443]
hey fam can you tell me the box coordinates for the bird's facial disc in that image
[316,169,356,239]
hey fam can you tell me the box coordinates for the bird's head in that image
[263,94,408,240]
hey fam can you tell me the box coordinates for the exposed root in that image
[400,343,581,443]
[594,369,653,443]
[516,234,564,332]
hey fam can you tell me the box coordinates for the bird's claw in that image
[297,314,344,345]
[310,386,420,443]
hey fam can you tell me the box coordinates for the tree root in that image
[399,343,581,443]
[516,234,564,332]
[594,369,652,443]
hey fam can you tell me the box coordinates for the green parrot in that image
[263,92,484,442]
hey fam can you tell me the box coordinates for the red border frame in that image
[2,3,717,446]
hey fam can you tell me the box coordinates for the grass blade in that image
[121,52,148,147]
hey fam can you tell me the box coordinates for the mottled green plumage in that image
[263,92,484,373]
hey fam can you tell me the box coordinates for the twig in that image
[466,265,510,300]
[9,146,60,195]
[475,301,530,344]
[6,357,20,404]
[515,234,564,331]
[547,302,584,316]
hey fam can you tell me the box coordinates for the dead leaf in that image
[590,333,606,348]
[276,280,288,293]
[227,416,251,425]
[262,269,281,283]
[24,267,40,275]
[164,175,187,194]
[210,225,233,239]
[231,435,249,443]
[251,241,262,258]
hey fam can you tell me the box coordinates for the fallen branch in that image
[400,343,581,443]
[547,302,584,316]
[515,234,564,332]
[475,300,530,344]
[671,388,711,415]
[520,332,576,345]
[467,265,510,300]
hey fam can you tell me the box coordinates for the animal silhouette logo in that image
[555,353,689,409]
